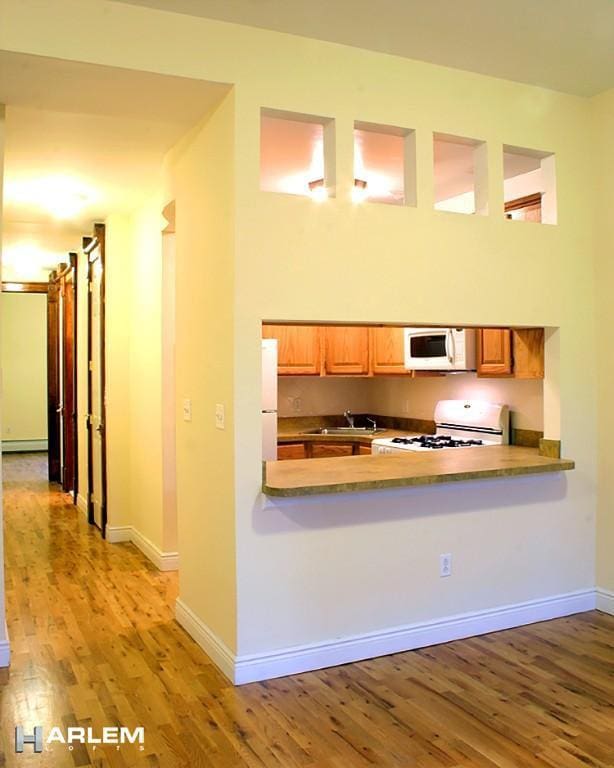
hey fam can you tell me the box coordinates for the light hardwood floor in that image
[2,453,614,767]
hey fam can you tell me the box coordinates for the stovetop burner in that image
[390,434,484,449]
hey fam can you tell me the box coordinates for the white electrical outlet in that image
[182,399,192,422]
[215,403,225,430]
[402,399,410,414]
[440,553,452,577]
[293,397,302,413]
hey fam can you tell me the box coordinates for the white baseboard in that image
[175,588,596,685]
[596,587,614,615]
[76,494,88,518]
[0,621,10,668]
[2,439,48,453]
[175,599,235,683]
[106,525,179,571]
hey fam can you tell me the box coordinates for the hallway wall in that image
[0,293,47,447]
[0,102,10,665]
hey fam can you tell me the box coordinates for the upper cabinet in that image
[370,327,411,375]
[323,326,370,375]
[477,328,544,379]
[262,324,321,375]
[476,329,512,376]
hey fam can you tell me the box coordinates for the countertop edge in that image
[262,457,575,498]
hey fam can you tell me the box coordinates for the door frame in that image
[53,255,79,500]
[84,223,107,536]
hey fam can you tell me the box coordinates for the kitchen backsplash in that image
[278,374,543,430]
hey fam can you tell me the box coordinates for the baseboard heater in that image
[2,440,48,453]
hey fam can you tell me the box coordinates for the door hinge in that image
[88,360,93,371]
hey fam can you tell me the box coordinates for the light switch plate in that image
[182,398,192,422]
[215,403,225,430]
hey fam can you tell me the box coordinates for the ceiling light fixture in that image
[352,178,368,203]
[5,175,96,220]
[308,178,328,202]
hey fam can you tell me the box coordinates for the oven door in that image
[404,328,454,370]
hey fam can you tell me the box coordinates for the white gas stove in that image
[372,400,509,455]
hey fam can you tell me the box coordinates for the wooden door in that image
[262,324,321,375]
[370,327,410,375]
[61,255,78,496]
[47,279,62,482]
[477,329,512,376]
[324,326,370,375]
[86,225,107,534]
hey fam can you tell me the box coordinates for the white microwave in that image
[404,327,477,371]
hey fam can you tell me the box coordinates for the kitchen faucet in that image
[366,416,377,432]
[344,409,355,428]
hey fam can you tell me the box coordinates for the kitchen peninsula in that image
[263,444,574,497]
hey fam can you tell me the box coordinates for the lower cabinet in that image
[277,442,372,460]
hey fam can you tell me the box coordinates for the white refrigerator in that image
[262,339,278,460]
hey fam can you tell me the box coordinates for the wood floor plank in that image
[2,453,614,767]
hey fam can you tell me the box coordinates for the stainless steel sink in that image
[302,427,386,436]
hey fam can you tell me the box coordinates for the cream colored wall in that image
[166,94,237,650]
[593,89,614,592]
[0,103,8,659]
[0,0,600,660]
[1,293,47,441]
[229,34,597,653]
[104,201,167,554]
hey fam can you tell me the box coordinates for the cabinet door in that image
[370,327,410,375]
[262,325,321,375]
[512,329,544,379]
[324,326,370,375]
[477,329,512,376]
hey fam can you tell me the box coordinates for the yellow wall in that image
[593,89,614,593]
[0,0,604,660]
[0,103,8,658]
[1,293,47,442]
[104,202,167,553]
[165,94,237,650]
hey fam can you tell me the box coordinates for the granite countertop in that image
[262,445,574,497]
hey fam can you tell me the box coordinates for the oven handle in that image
[445,329,455,363]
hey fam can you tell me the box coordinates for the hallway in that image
[2,454,614,767]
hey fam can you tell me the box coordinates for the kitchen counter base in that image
[262,445,574,497]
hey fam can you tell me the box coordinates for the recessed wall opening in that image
[260,108,335,200]
[433,133,488,215]
[503,145,557,225]
[353,122,416,205]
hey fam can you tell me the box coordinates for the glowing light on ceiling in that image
[5,175,96,220]
[1,241,59,280]
[353,140,397,202]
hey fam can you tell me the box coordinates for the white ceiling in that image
[112,0,614,97]
[0,52,229,227]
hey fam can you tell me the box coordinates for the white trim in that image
[2,439,48,453]
[106,525,179,571]
[177,589,592,685]
[0,621,10,668]
[76,494,88,518]
[175,599,235,683]
[596,587,614,615]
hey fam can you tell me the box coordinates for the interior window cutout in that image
[353,122,416,206]
[260,109,335,200]
[433,133,488,216]
[503,145,557,224]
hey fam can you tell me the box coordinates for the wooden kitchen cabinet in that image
[477,327,544,379]
[262,324,321,375]
[323,326,370,375]
[370,327,411,375]
[477,329,513,376]
[512,328,545,379]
